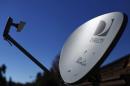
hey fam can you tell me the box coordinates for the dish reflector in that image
[59,12,127,84]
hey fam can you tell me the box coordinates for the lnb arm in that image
[3,17,50,73]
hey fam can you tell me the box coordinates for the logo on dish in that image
[90,19,114,43]
[94,19,114,36]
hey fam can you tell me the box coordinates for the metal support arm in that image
[3,17,50,73]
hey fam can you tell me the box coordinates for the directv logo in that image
[90,19,114,43]
[94,19,114,36]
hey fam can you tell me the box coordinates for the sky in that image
[0,0,130,83]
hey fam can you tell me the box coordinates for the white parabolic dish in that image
[59,12,127,84]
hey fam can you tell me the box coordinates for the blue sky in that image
[0,0,130,83]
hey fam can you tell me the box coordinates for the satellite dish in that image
[59,12,127,84]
